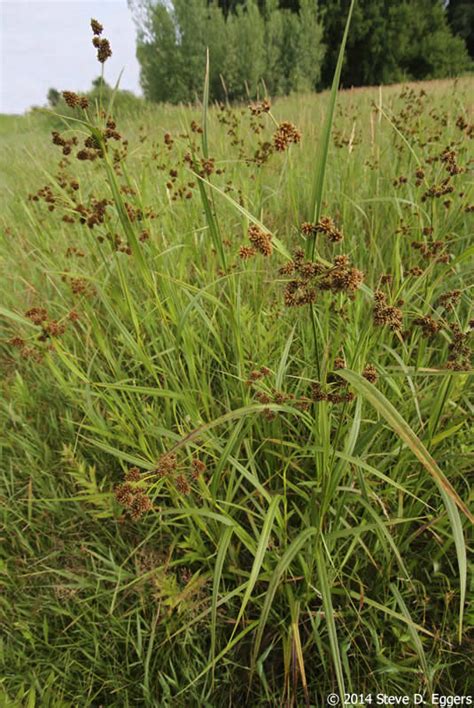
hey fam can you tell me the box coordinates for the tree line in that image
[130,0,473,104]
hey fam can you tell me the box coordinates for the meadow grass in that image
[0,70,473,706]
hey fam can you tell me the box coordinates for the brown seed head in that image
[239,245,256,259]
[90,18,103,35]
[248,224,272,256]
[362,364,378,384]
[414,315,441,338]
[273,121,301,151]
[155,452,177,478]
[25,307,49,325]
[130,492,153,519]
[63,91,80,108]
[96,38,112,63]
[115,483,134,507]
[191,459,206,480]
[175,474,190,495]
[125,467,141,483]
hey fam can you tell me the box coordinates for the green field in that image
[1,76,473,706]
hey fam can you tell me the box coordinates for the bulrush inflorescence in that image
[413,315,442,338]
[114,466,153,520]
[373,291,403,332]
[273,121,301,151]
[411,239,449,264]
[281,249,364,308]
[281,249,321,306]
[446,324,472,370]
[7,303,75,364]
[249,99,271,116]
[90,18,103,35]
[239,245,256,259]
[146,452,207,496]
[319,255,364,294]
[421,177,454,202]
[245,366,271,386]
[439,146,464,176]
[362,364,378,384]
[51,131,79,155]
[155,452,178,478]
[301,217,344,243]
[247,224,273,256]
[90,18,112,63]
[310,381,355,405]
[245,366,311,419]
[25,307,67,341]
[438,289,461,311]
[62,91,89,110]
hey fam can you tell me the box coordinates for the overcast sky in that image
[0,0,142,114]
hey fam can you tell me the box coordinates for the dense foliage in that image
[446,0,474,59]
[1,16,473,704]
[320,0,473,88]
[132,0,472,103]
[135,0,324,103]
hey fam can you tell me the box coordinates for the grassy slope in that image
[0,78,473,706]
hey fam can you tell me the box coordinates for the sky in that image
[0,0,142,114]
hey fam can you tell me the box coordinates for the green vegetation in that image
[132,0,472,103]
[319,0,472,87]
[1,17,473,705]
[135,0,324,103]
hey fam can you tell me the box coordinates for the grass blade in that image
[230,495,281,640]
[210,525,234,674]
[307,0,356,258]
[338,369,470,639]
[337,370,472,522]
[315,543,346,699]
[251,527,318,671]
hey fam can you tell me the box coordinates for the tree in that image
[134,0,325,103]
[319,0,471,88]
[394,0,471,79]
[47,88,61,107]
[446,0,474,59]
[92,76,109,90]
[136,2,185,103]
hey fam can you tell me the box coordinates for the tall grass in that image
[0,22,472,706]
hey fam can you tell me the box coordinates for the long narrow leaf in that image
[338,369,470,639]
[307,0,356,258]
[230,495,281,641]
[316,543,346,699]
[251,527,318,671]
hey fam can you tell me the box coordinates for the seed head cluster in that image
[150,451,207,495]
[362,364,378,384]
[319,255,364,294]
[411,239,449,264]
[421,177,454,202]
[438,290,461,311]
[90,19,112,63]
[273,122,301,151]
[62,91,89,110]
[301,217,344,243]
[281,249,364,307]
[249,99,271,116]
[245,366,271,386]
[311,381,355,405]
[413,315,441,338]
[247,224,273,256]
[446,324,472,370]
[115,483,153,520]
[51,131,79,155]
[373,291,403,332]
